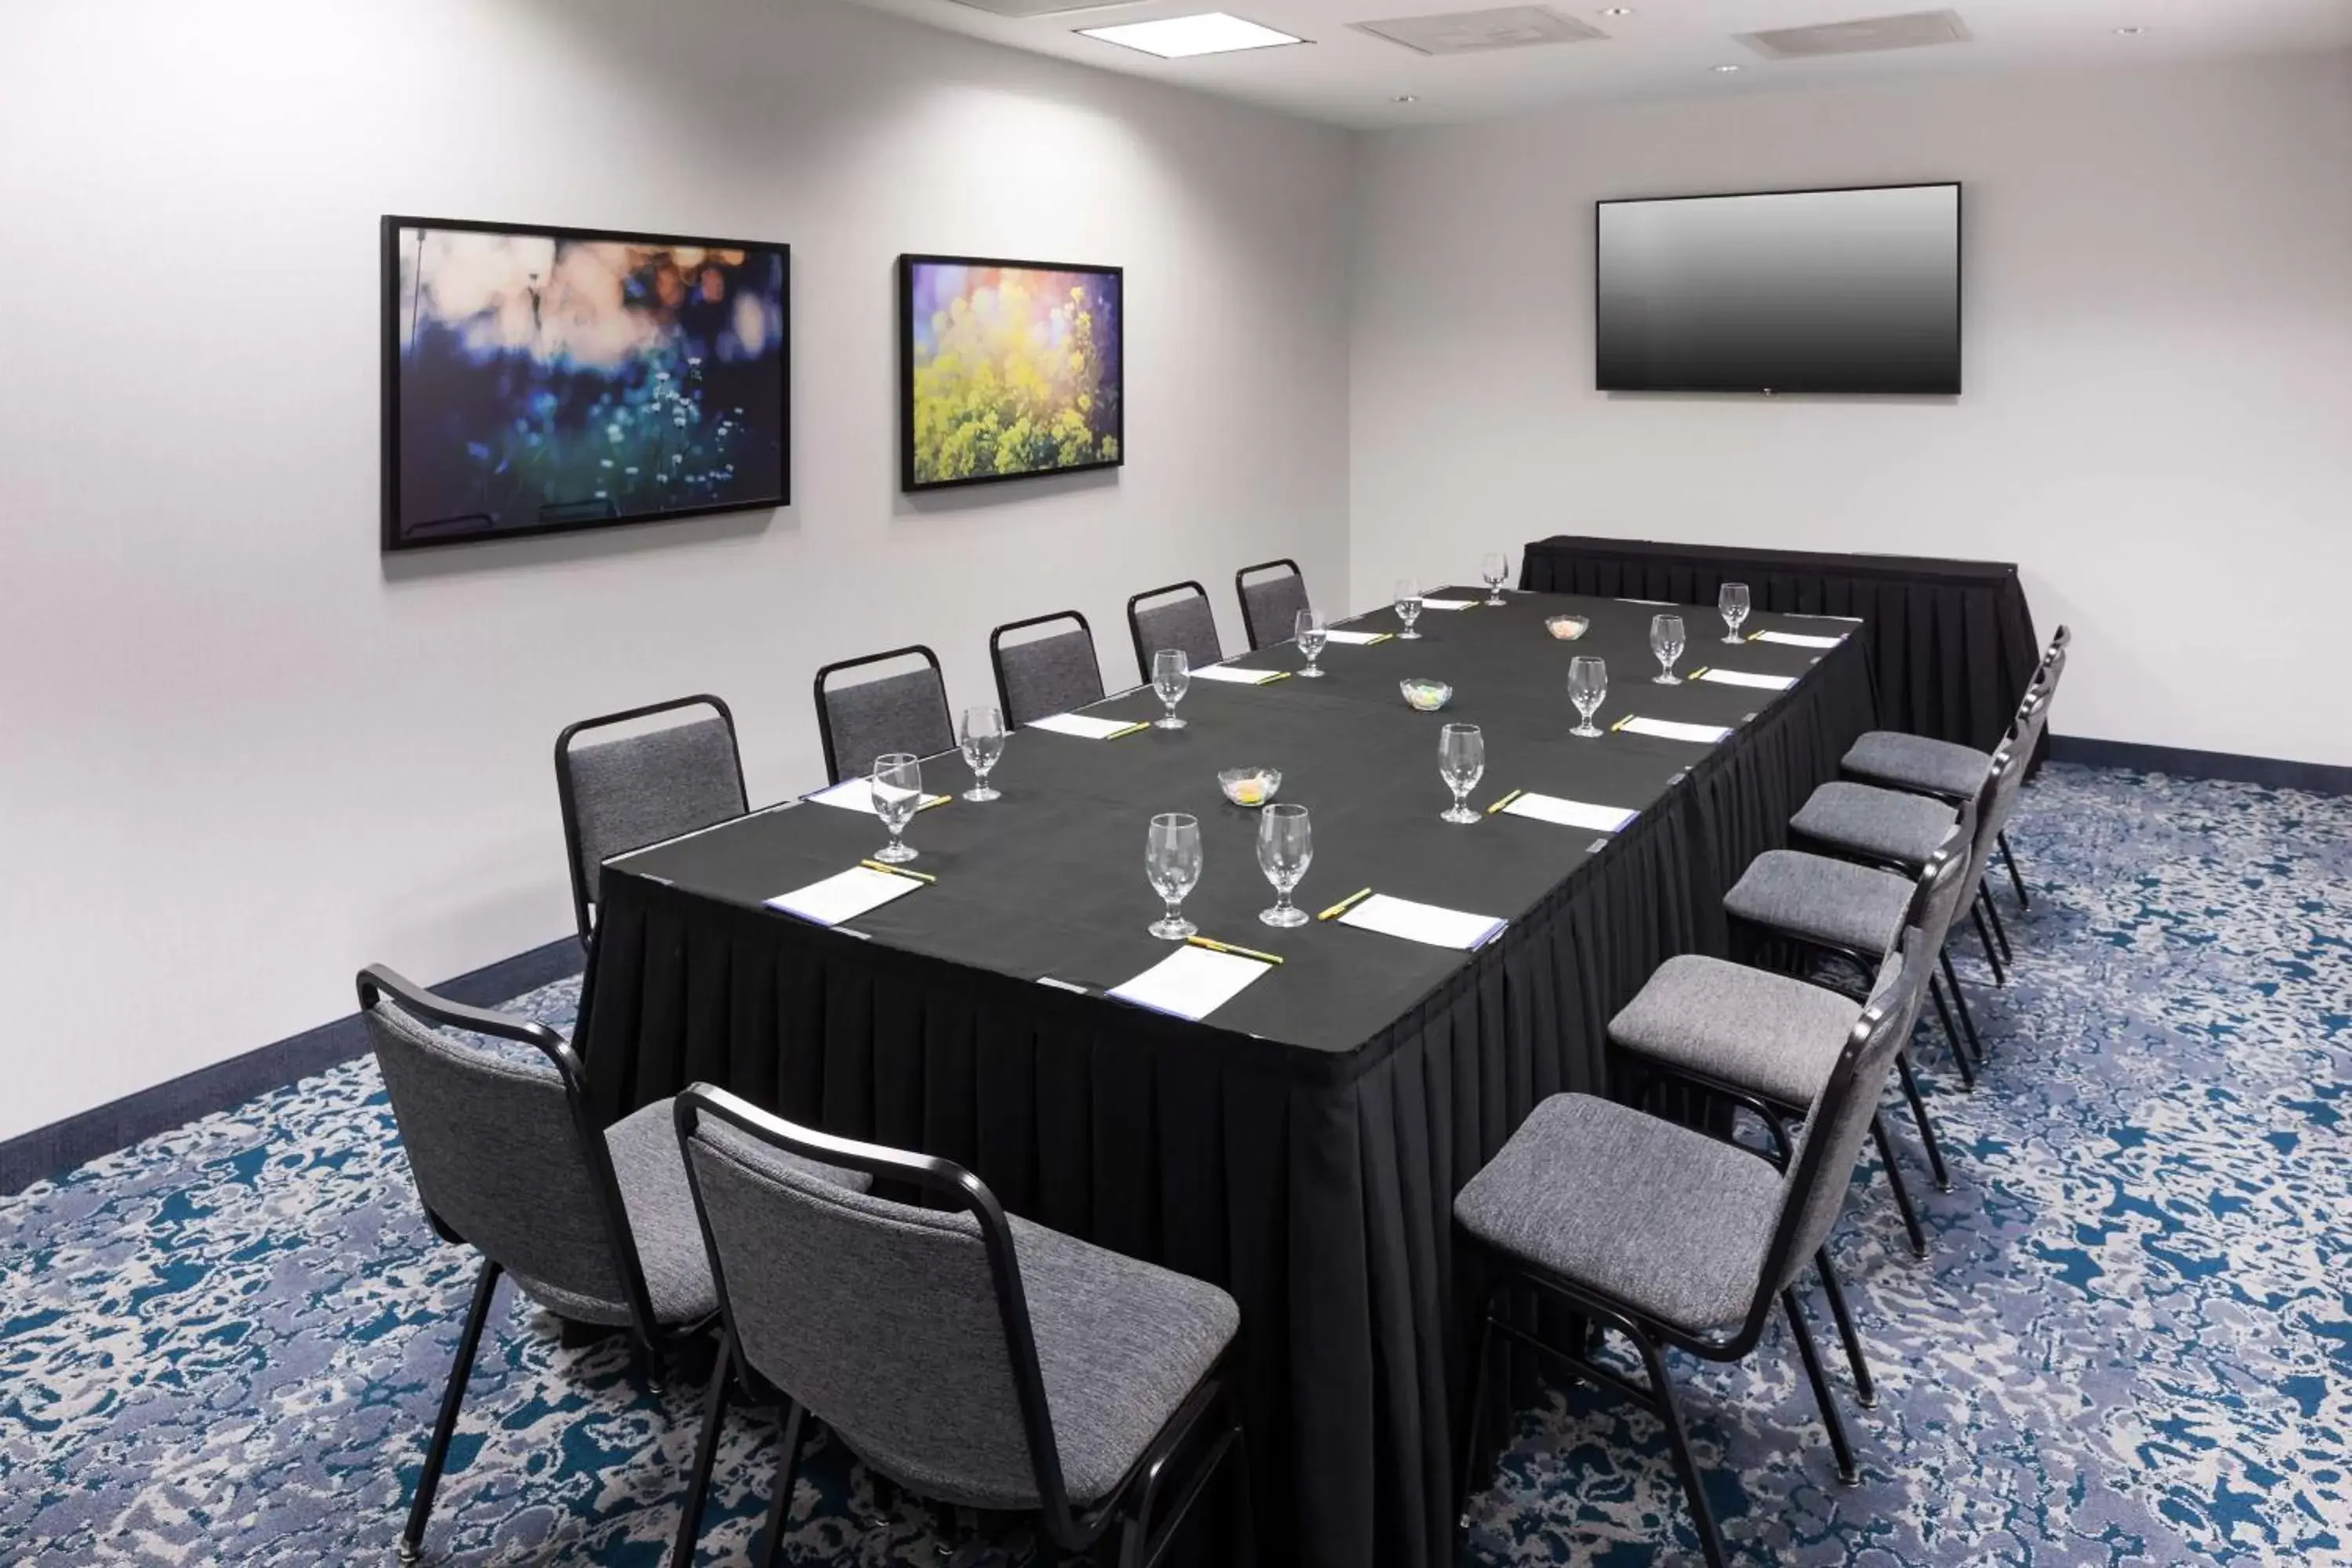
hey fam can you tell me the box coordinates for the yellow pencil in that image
[1367,633,1395,645]
[1261,671,1293,683]
[1610,713,1635,733]
[916,795,951,811]
[1103,721,1151,739]
[1486,789,1526,815]
[1316,887,1374,921]
[1188,935,1285,965]
[860,859,935,883]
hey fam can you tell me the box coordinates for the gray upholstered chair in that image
[1841,624,2069,906]
[670,1086,1254,1568]
[814,644,956,784]
[1234,560,1310,652]
[555,695,746,949]
[990,610,1107,728]
[357,967,840,1565]
[1125,581,1222,681]
[1455,929,1933,1568]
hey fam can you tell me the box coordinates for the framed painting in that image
[383,216,789,550]
[898,254,1123,492]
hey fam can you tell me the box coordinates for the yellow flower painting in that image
[901,256,1123,490]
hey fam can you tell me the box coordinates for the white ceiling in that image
[841,0,2352,128]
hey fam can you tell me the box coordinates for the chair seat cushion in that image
[1454,1094,1784,1336]
[1791,782,1960,869]
[1842,731,1988,799]
[1725,850,1914,959]
[1609,955,1863,1110]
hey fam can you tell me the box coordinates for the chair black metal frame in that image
[671,1086,1256,1568]
[813,644,949,786]
[1458,944,1930,1568]
[357,965,709,1565]
[554,694,744,953]
[1233,558,1305,652]
[1124,580,1214,684]
[988,609,1102,728]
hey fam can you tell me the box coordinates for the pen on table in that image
[1685,666,1709,681]
[1261,671,1293,683]
[1316,887,1374,921]
[1485,789,1526,816]
[1103,721,1151,739]
[1187,935,1285,965]
[1610,713,1635,733]
[861,859,935,883]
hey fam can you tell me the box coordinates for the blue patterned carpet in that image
[2,764,2346,1566]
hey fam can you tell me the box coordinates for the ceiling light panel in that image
[1076,13,1307,56]
[1737,9,1972,60]
[1350,6,1607,56]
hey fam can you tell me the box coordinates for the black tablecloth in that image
[575,590,1877,1568]
[1522,535,2041,762]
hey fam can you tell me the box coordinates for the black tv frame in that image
[380,214,793,552]
[1592,180,1962,397]
[898,252,1125,494]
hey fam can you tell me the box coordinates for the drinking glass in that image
[1439,722,1485,824]
[1719,581,1751,644]
[1294,608,1328,678]
[870,753,922,863]
[1145,812,1203,940]
[1256,802,1313,927]
[1151,648,1191,729]
[1650,613,1686,684]
[1394,578,1424,640]
[1480,553,1510,605]
[1569,655,1607,738]
[958,706,1005,802]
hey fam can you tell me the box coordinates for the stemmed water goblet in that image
[1394,579,1425,640]
[870,753,923,863]
[1719,582,1751,644]
[1569,656,1607,738]
[1295,608,1328,678]
[1152,649,1191,729]
[1145,812,1203,940]
[1257,803,1313,927]
[1650,613,1686,684]
[959,706,1005,801]
[1480,553,1510,606]
[1439,723,1485,824]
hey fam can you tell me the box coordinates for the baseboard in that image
[2050,735,2352,796]
[0,937,586,1198]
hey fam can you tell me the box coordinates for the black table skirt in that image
[577,628,1877,1568]
[1522,535,2042,763]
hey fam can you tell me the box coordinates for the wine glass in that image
[1439,722,1485,824]
[1151,648,1191,729]
[959,706,1005,802]
[1650,613,1686,684]
[870,753,922,863]
[1480,553,1509,605]
[1394,579,1424,640]
[1145,812,1203,940]
[1719,582,1751,644]
[1569,655,1607,738]
[1256,802,1313,927]
[1295,608,1328,678]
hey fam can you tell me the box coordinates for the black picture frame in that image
[382,215,791,552]
[898,252,1124,494]
[1592,181,1962,397]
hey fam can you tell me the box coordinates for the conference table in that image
[575,586,1878,1568]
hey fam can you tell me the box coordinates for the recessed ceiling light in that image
[1711,62,1742,72]
[1600,5,1634,14]
[2113,24,2147,34]
[1393,94,1421,103]
[1076,13,1307,57]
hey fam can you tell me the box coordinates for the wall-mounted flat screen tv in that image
[1595,183,1960,395]
[383,216,789,550]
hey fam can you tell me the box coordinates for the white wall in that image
[1350,53,2352,767]
[0,0,1354,1140]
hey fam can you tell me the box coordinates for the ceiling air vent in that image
[1350,6,1608,56]
[1737,9,1972,60]
[942,0,1139,16]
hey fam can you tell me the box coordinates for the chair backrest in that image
[556,695,746,948]
[1910,800,1980,958]
[1235,560,1309,652]
[1126,581,1221,681]
[1755,924,1934,1305]
[356,965,654,1333]
[1975,731,2034,862]
[676,1086,1077,1523]
[989,611,1105,728]
[815,645,955,784]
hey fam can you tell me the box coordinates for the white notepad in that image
[1697,668,1798,692]
[1619,716,1733,744]
[1618,597,1677,606]
[1322,629,1390,646]
[1501,793,1639,833]
[1786,612,1864,622]
[1027,712,1138,739]
[807,777,951,813]
[764,866,923,927]
[1751,630,1842,650]
[1108,944,1272,1021]
[1190,665,1285,685]
[1416,597,1475,611]
[1339,894,1507,951]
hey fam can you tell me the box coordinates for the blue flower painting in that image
[384,220,788,548]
